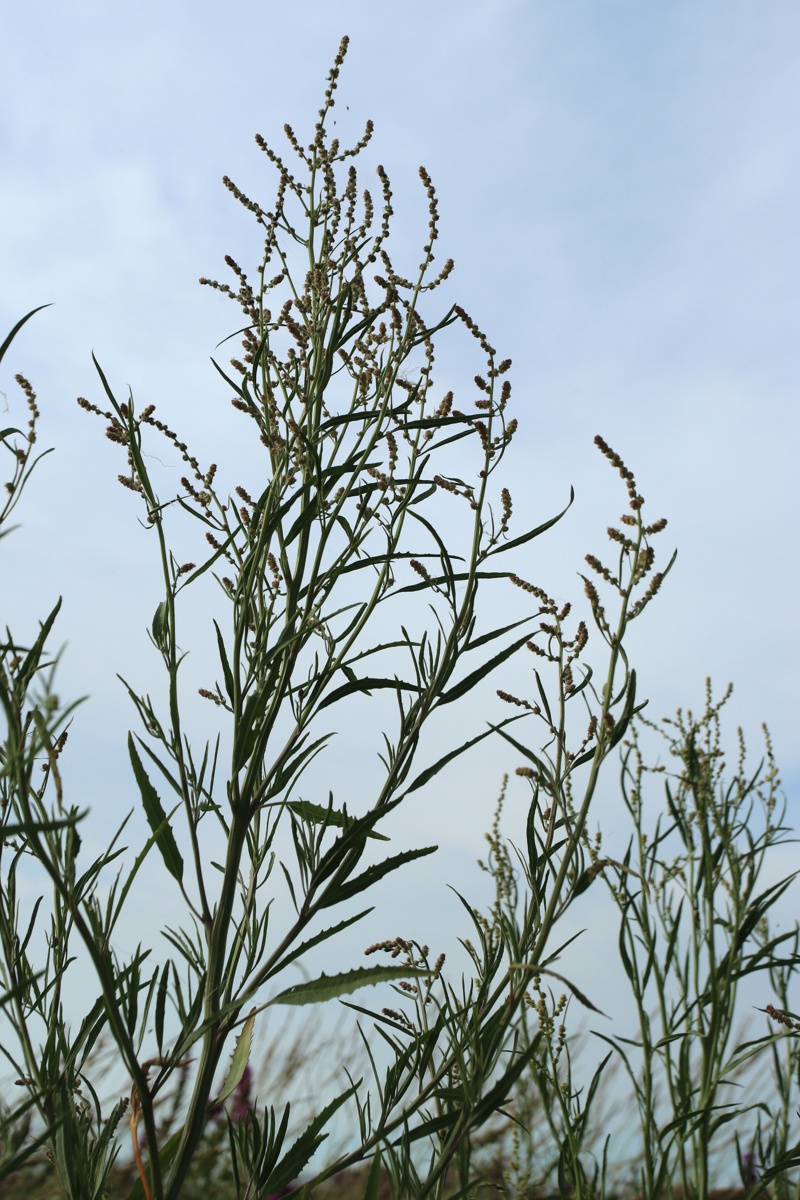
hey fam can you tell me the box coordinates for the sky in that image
[1,0,799,1162]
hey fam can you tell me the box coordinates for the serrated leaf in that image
[267,908,373,980]
[319,844,437,908]
[287,799,389,841]
[271,965,430,1006]
[128,734,184,882]
[215,1009,255,1105]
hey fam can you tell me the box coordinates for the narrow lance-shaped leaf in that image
[151,601,169,651]
[487,488,574,557]
[215,1009,256,1105]
[155,961,171,1055]
[271,964,432,1006]
[510,962,607,1016]
[317,675,423,712]
[404,722,508,797]
[605,670,640,752]
[362,1150,383,1200]
[128,733,184,882]
[437,630,533,707]
[319,844,437,908]
[471,1030,544,1127]
[0,305,52,365]
[260,1081,359,1197]
[213,618,235,702]
[261,733,333,802]
[489,723,557,792]
[264,908,374,981]
[309,796,404,891]
[407,506,458,600]
[0,814,85,839]
[463,613,537,654]
[15,596,62,695]
[398,1109,461,1148]
[287,799,389,841]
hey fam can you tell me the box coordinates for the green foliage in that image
[480,690,800,1200]
[0,36,798,1200]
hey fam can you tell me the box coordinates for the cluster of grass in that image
[1,37,799,1200]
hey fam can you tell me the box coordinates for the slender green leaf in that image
[438,631,532,706]
[130,733,183,800]
[404,722,510,797]
[261,1082,358,1196]
[464,614,536,653]
[0,813,85,838]
[265,908,374,980]
[213,619,235,701]
[407,506,458,599]
[604,670,639,752]
[489,723,556,791]
[287,800,389,840]
[362,1150,383,1200]
[309,797,403,891]
[396,1108,461,1147]
[318,674,423,711]
[151,601,169,651]
[215,1009,256,1105]
[0,306,51,365]
[472,1030,543,1123]
[109,801,184,932]
[127,734,184,882]
[283,489,320,547]
[487,489,573,557]
[271,965,431,1006]
[320,844,437,908]
[15,597,62,692]
[511,963,606,1015]
[155,961,171,1054]
[393,566,512,597]
[618,923,636,986]
[261,733,333,803]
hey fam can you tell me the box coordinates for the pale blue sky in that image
[1,0,798,1118]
